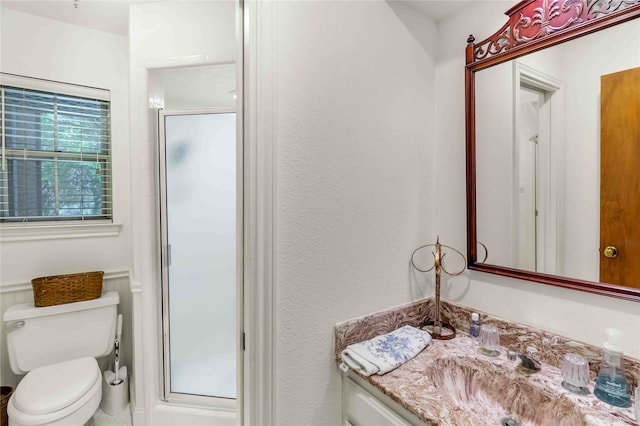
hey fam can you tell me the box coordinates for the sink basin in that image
[424,357,587,426]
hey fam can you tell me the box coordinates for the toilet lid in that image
[13,357,100,415]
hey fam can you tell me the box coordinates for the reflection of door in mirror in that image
[513,64,563,276]
[517,86,541,272]
[600,66,640,288]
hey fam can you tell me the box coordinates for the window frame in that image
[0,73,113,225]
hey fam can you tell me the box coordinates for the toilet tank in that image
[3,291,119,374]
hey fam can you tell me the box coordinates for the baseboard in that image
[130,404,146,426]
[151,404,236,426]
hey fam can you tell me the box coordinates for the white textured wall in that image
[434,2,640,358]
[0,8,131,284]
[274,1,437,424]
[475,61,515,266]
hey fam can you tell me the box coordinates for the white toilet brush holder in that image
[100,366,129,415]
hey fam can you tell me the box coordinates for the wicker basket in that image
[32,271,104,307]
[1,386,12,426]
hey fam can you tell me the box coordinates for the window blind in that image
[0,77,111,222]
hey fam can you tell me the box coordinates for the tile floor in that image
[90,405,132,426]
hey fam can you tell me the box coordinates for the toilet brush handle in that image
[116,314,123,341]
[111,314,124,385]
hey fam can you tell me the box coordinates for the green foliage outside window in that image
[0,85,111,221]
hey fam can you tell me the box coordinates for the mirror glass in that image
[474,18,640,288]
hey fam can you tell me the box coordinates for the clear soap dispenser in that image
[594,328,632,408]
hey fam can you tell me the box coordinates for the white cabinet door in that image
[343,377,413,426]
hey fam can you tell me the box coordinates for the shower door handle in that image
[167,244,172,266]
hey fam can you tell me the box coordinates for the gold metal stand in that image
[411,237,465,340]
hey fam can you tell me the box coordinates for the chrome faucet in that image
[508,346,541,372]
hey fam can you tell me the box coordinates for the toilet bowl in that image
[7,357,102,426]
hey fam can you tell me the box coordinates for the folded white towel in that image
[341,325,432,376]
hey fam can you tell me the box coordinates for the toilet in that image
[3,292,119,426]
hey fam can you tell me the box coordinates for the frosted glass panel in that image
[164,112,236,399]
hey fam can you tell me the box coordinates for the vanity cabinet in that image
[336,297,640,425]
[341,371,427,426]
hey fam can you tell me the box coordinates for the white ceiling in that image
[395,0,478,22]
[1,0,482,37]
[0,0,160,36]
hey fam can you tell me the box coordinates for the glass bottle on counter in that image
[469,312,481,339]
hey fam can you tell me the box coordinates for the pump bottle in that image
[594,328,632,408]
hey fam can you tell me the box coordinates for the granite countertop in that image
[335,298,639,426]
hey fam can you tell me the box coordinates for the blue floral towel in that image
[341,325,432,376]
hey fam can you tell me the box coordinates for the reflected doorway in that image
[517,86,543,271]
[600,66,640,288]
[513,62,563,276]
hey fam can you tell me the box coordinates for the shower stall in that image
[157,109,238,405]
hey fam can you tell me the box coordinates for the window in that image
[0,74,111,223]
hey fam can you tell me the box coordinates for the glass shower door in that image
[159,110,237,401]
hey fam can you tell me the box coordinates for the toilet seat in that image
[14,357,100,415]
[8,357,102,426]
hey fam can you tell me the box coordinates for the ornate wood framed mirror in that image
[465,0,640,301]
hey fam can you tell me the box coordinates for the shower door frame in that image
[157,108,240,410]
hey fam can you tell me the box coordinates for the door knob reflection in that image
[603,246,619,258]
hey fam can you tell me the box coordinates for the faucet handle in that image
[526,346,538,357]
[542,336,562,346]
[518,346,542,371]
